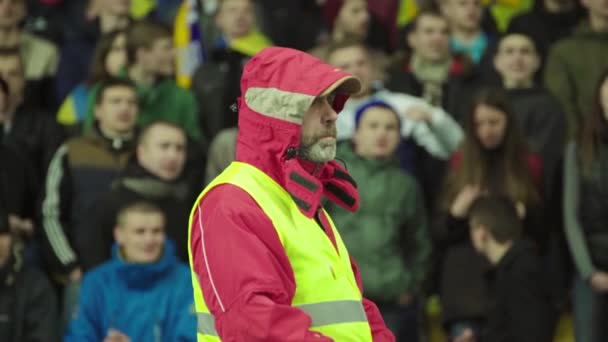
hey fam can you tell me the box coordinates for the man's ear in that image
[136,144,145,161]
[407,31,417,50]
[493,54,502,75]
[478,225,495,246]
[530,54,541,75]
[114,226,123,245]
[134,46,149,65]
[94,103,102,121]
[351,128,359,145]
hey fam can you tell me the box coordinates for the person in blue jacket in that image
[64,201,196,342]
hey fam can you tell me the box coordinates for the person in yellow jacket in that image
[187,46,395,341]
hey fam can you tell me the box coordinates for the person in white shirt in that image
[326,40,464,160]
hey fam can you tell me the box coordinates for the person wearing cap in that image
[325,100,430,341]
[188,47,395,341]
[0,209,59,342]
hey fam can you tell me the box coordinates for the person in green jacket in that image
[544,0,608,139]
[83,19,203,142]
[325,100,431,342]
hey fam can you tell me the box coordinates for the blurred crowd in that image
[0,0,607,341]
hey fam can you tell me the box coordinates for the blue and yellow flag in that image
[174,0,206,88]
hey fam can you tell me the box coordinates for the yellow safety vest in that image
[187,162,373,341]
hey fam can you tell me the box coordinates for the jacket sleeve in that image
[526,97,566,179]
[563,142,596,279]
[42,116,66,177]
[400,177,431,292]
[41,143,79,274]
[499,270,553,342]
[426,104,464,156]
[204,129,237,186]
[544,46,579,139]
[395,94,463,160]
[79,193,118,271]
[191,185,334,341]
[166,269,198,342]
[54,43,88,103]
[22,269,60,342]
[349,258,396,342]
[64,273,104,342]
[181,90,203,142]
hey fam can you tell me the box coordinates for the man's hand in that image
[405,106,433,124]
[104,329,131,342]
[590,272,608,293]
[453,328,476,342]
[8,215,34,237]
[450,185,483,218]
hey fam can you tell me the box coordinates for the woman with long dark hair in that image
[564,69,608,342]
[56,30,127,132]
[435,87,545,339]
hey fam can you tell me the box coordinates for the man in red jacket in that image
[189,47,394,341]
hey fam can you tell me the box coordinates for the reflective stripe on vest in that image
[196,299,367,336]
[188,162,373,341]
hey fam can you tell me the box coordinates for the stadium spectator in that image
[544,0,608,139]
[494,33,565,195]
[563,70,608,342]
[0,48,64,189]
[435,88,543,339]
[83,19,202,142]
[192,0,272,141]
[326,100,430,341]
[55,0,131,102]
[56,30,127,135]
[0,209,59,342]
[64,202,196,342]
[0,0,59,110]
[41,77,138,328]
[85,121,194,268]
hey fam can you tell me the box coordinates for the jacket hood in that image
[235,47,362,217]
[111,239,178,289]
[115,158,190,200]
[573,21,608,38]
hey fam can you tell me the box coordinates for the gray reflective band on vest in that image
[196,300,367,336]
[297,300,367,326]
[197,313,218,336]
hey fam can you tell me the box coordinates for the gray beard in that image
[299,139,337,163]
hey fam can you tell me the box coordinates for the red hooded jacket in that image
[190,47,395,341]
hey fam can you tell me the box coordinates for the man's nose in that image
[322,105,338,124]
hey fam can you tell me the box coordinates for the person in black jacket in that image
[0,143,37,244]
[386,10,481,117]
[454,196,555,342]
[0,209,59,342]
[0,76,37,240]
[493,33,566,198]
[40,78,138,329]
[192,0,272,141]
[507,0,584,66]
[0,48,65,189]
[83,120,195,269]
[54,0,131,103]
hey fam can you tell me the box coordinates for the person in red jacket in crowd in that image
[188,46,394,341]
